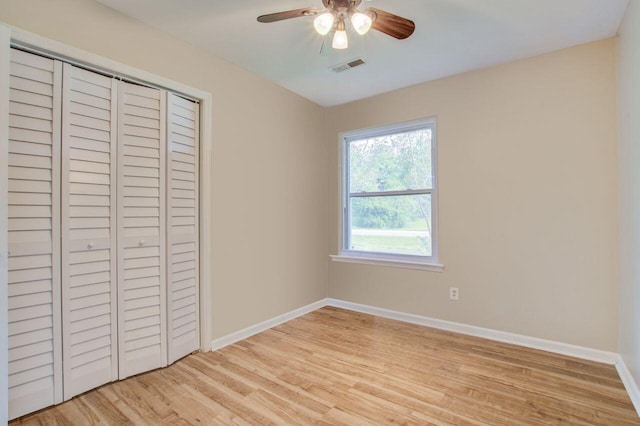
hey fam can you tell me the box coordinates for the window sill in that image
[330,255,445,272]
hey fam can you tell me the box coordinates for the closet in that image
[7,48,201,420]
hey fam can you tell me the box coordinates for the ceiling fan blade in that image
[368,8,415,40]
[257,8,318,23]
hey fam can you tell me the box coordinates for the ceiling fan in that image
[257,0,415,50]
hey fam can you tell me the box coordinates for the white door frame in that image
[0,23,11,426]
[0,26,214,411]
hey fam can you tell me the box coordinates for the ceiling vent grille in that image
[330,58,366,73]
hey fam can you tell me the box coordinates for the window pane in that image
[349,194,432,256]
[349,128,432,193]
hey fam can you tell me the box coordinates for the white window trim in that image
[0,23,214,353]
[330,254,444,272]
[333,117,443,272]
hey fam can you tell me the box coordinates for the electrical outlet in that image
[449,287,459,301]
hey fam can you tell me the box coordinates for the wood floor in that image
[11,307,640,425]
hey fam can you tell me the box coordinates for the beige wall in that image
[618,1,640,384]
[327,39,619,351]
[0,0,624,355]
[0,0,328,340]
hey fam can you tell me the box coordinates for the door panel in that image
[7,48,63,420]
[61,63,118,400]
[117,81,167,378]
[166,93,200,363]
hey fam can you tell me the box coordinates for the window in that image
[338,118,441,270]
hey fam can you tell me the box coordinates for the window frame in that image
[336,117,442,271]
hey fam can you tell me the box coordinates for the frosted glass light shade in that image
[314,13,335,35]
[332,30,348,49]
[351,12,372,35]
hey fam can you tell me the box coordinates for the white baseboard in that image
[615,356,640,416]
[211,297,619,364]
[209,297,638,416]
[326,298,620,365]
[210,298,327,351]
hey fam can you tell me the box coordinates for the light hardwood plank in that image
[10,307,640,425]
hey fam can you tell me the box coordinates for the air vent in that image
[330,58,366,73]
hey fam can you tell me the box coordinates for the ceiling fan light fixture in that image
[332,19,348,49]
[351,11,372,35]
[313,12,335,35]
[332,30,348,49]
[257,2,416,51]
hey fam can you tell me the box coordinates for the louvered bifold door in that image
[117,81,167,378]
[7,49,63,420]
[61,63,118,399]
[166,93,200,364]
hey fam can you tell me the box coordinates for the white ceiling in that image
[96,0,629,107]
